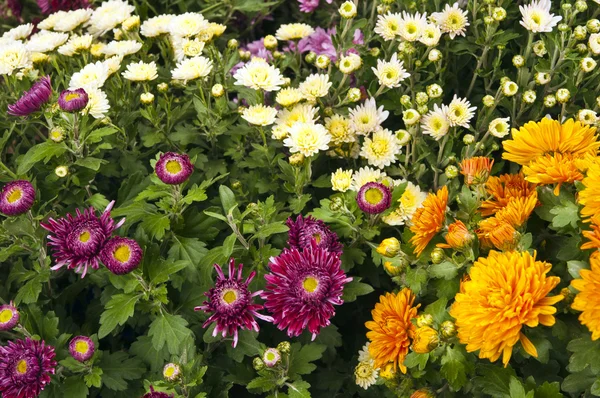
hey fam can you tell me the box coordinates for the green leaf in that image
[98,293,141,338]
[550,201,580,229]
[148,259,188,285]
[130,335,170,372]
[404,352,428,371]
[84,367,103,388]
[567,336,600,374]
[535,381,563,398]
[247,376,277,392]
[288,343,326,379]
[341,278,374,302]
[85,126,117,144]
[59,357,89,373]
[473,364,516,397]
[428,261,458,280]
[17,142,67,174]
[148,313,194,355]
[253,222,289,239]
[15,275,44,305]
[99,351,145,391]
[168,236,208,270]
[226,330,263,362]
[405,267,428,294]
[508,377,530,398]
[75,157,105,171]
[182,184,208,205]
[219,185,237,214]
[142,213,170,240]
[63,376,89,397]
[440,346,470,390]
[424,297,449,324]
[562,368,597,395]
[287,380,311,398]
[567,260,588,279]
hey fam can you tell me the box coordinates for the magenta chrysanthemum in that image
[261,241,352,339]
[8,76,52,117]
[286,214,342,253]
[142,386,174,398]
[263,348,281,367]
[194,258,273,347]
[41,200,125,278]
[58,88,89,112]
[100,237,142,275]
[0,302,19,331]
[356,182,392,214]
[0,338,56,398]
[0,180,35,216]
[68,336,95,362]
[155,152,194,185]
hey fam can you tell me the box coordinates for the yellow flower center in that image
[75,340,89,354]
[531,12,541,25]
[388,22,398,32]
[79,231,91,243]
[265,351,276,361]
[113,245,131,263]
[6,188,22,203]
[222,289,238,304]
[64,92,81,102]
[355,363,371,377]
[302,276,319,293]
[165,160,182,174]
[16,359,27,375]
[406,23,417,35]
[364,187,383,205]
[164,366,176,377]
[371,140,389,156]
[313,233,322,244]
[0,309,13,323]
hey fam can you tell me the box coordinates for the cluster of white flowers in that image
[421,96,476,140]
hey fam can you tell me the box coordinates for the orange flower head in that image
[411,389,435,398]
[572,252,600,340]
[365,288,420,372]
[449,250,563,367]
[480,173,537,217]
[412,326,439,353]
[481,191,538,231]
[522,153,584,195]
[409,186,448,256]
[582,214,600,250]
[460,157,494,185]
[440,220,474,250]
[488,221,520,251]
[579,162,600,222]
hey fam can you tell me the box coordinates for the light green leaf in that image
[253,222,289,239]
[287,380,311,398]
[288,343,326,379]
[63,376,89,397]
[75,157,105,171]
[17,142,67,174]
[84,367,103,388]
[98,293,141,338]
[142,213,170,240]
[85,126,117,144]
[429,261,458,280]
[99,351,145,391]
[148,313,194,355]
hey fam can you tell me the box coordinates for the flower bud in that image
[163,363,181,381]
[484,16,494,25]
[383,260,405,276]
[445,165,459,179]
[369,47,380,57]
[410,389,435,398]
[414,60,422,68]
[482,95,495,107]
[339,1,357,18]
[577,43,589,54]
[377,237,401,257]
[512,55,525,68]
[558,23,570,32]
[596,96,600,108]
[263,348,281,367]
[556,88,571,103]
[396,129,411,145]
[535,72,551,85]
[430,247,445,264]
[522,90,536,104]
[226,39,239,50]
[575,0,588,12]
[544,94,557,107]
[426,84,443,98]
[581,57,597,72]
[415,92,429,105]
[533,40,547,57]
[157,82,168,93]
[491,143,500,151]
[49,126,65,142]
[428,48,442,62]
[379,363,396,380]
[400,95,412,107]
[305,51,317,64]
[277,341,291,354]
[415,105,427,116]
[403,109,421,126]
[377,4,390,14]
[497,44,506,51]
[492,7,507,21]
[412,326,439,353]
[315,54,330,69]
[289,153,305,166]
[283,77,291,87]
[272,50,283,59]
[440,320,456,338]
[239,50,251,61]
[399,41,416,55]
[263,35,278,51]
[329,196,344,211]
[31,52,49,64]
[347,87,361,102]
[574,25,588,40]
[253,357,264,371]
[587,19,600,33]
[416,313,434,328]
[211,83,225,98]
[463,134,475,145]
[502,80,518,96]
[55,165,68,178]
[140,92,154,104]
[560,287,575,305]
[122,15,140,31]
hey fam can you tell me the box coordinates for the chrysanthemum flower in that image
[100,237,142,275]
[58,34,94,56]
[421,104,450,140]
[411,389,435,398]
[366,288,419,372]
[283,122,331,157]
[480,173,537,217]
[41,201,125,278]
[275,23,315,40]
[446,95,476,128]
[82,88,110,119]
[155,152,194,185]
[54,9,92,32]
[485,221,521,251]
[233,58,285,92]
[0,41,32,76]
[325,114,356,144]
[263,348,281,367]
[572,252,600,339]
[8,76,52,117]
[519,0,562,33]
[397,11,427,42]
[26,31,68,53]
[349,98,389,135]
[87,0,135,35]
[351,166,386,191]
[122,61,158,81]
[0,180,35,216]
[58,88,89,112]
[432,2,470,39]
[286,214,342,253]
[0,302,19,331]
[69,61,109,90]
[409,186,448,256]
[140,14,174,37]
[478,192,538,240]
[142,386,175,398]
[355,361,379,389]
[412,326,439,353]
[168,12,208,37]
[357,182,392,214]
[276,88,304,108]
[261,241,351,339]
[419,23,442,46]
[371,53,410,89]
[0,338,56,397]
[577,162,600,222]
[299,74,332,102]
[241,104,278,126]
[450,250,562,367]
[438,220,474,250]
[163,363,181,381]
[523,153,584,195]
[196,258,272,347]
[171,56,213,82]
[460,157,494,186]
[273,103,319,139]
[360,128,400,169]
[488,117,511,138]
[331,169,353,192]
[383,181,427,226]
[2,23,33,41]
[374,12,403,41]
[582,214,600,250]
[69,336,95,362]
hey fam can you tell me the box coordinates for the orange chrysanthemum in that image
[572,252,600,340]
[578,162,600,222]
[410,389,435,398]
[460,157,494,186]
[409,186,448,256]
[480,173,537,217]
[366,288,420,372]
[582,214,600,250]
[450,250,562,367]
[438,220,473,249]
[478,191,538,241]
[487,221,520,251]
[522,153,584,195]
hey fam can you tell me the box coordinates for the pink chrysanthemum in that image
[0,338,57,398]
[0,302,19,331]
[8,76,52,117]
[58,88,88,112]
[286,214,343,253]
[69,336,95,362]
[142,386,174,398]
[0,180,35,216]
[195,258,273,347]
[261,241,352,339]
[41,200,125,278]
[100,237,143,275]
[356,182,391,214]
[155,152,194,185]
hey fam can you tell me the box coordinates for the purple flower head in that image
[357,182,392,214]
[69,336,95,362]
[8,76,52,117]
[41,201,125,278]
[353,29,365,45]
[286,214,342,253]
[0,302,19,331]
[298,28,337,61]
[155,152,194,185]
[37,0,90,14]
[245,39,272,60]
[142,386,174,398]
[261,241,352,339]
[194,258,273,347]
[298,0,320,13]
[0,180,35,216]
[100,237,142,275]
[58,88,88,112]
[0,338,56,398]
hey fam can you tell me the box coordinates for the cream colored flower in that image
[69,61,109,90]
[374,12,403,41]
[171,56,213,82]
[519,0,562,33]
[578,109,598,125]
[103,56,123,76]
[360,128,400,169]
[233,58,285,92]
[349,98,389,134]
[122,61,158,81]
[273,103,319,139]
[421,104,450,140]
[432,2,470,39]
[54,9,93,32]
[100,40,142,57]
[419,23,442,46]
[58,34,93,56]
[83,88,110,119]
[331,169,353,192]
[299,74,332,102]
[140,14,174,37]
[168,12,209,37]
[87,0,135,35]
[372,53,410,88]
[383,181,426,226]
[351,166,386,191]
[276,87,303,107]
[241,105,278,126]
[275,23,314,40]
[283,122,331,157]
[2,23,34,40]
[398,11,427,42]
[339,53,362,74]
[172,37,205,61]
[37,13,61,30]
[325,114,356,144]
[488,117,511,138]
[26,31,69,53]
[446,95,476,128]
[355,361,378,390]
[0,41,32,75]
[589,33,600,55]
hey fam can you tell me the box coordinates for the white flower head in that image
[360,128,400,169]
[383,181,427,226]
[398,11,427,42]
[276,87,303,107]
[171,56,213,82]
[488,117,511,138]
[589,33,600,55]
[2,23,34,40]
[54,9,93,32]
[141,14,174,37]
[122,61,158,81]
[26,31,69,53]
[58,34,94,56]
[69,61,109,90]
[168,12,209,37]
[83,88,110,119]
[339,53,362,74]
[241,105,278,126]
[351,166,386,191]
[325,114,356,144]
[419,23,442,46]
[172,36,205,61]
[421,104,450,140]
[103,56,123,76]
[101,40,142,57]
[273,103,319,138]
[519,0,562,33]
[283,122,331,157]
[355,361,378,390]
[233,58,285,92]
[331,169,354,192]
[432,2,470,39]
[299,74,332,101]
[358,343,372,363]
[275,23,314,40]
[87,0,135,35]
[0,41,32,75]
[374,12,403,41]
[372,53,410,88]
[578,109,598,126]
[349,98,389,135]
[446,95,476,128]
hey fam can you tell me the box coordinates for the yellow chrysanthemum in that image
[366,288,420,372]
[582,214,600,250]
[572,252,600,340]
[522,153,584,195]
[450,250,563,367]
[480,173,537,217]
[578,162,600,222]
[409,186,448,256]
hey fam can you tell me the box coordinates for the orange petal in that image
[520,333,538,358]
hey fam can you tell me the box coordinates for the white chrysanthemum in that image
[371,53,410,88]
[241,105,278,126]
[54,9,93,32]
[275,23,314,40]
[421,104,450,140]
[0,41,32,75]
[358,343,372,363]
[398,11,427,42]
[2,24,34,40]
[276,87,303,107]
[69,61,109,90]
[168,12,209,37]
[83,88,110,119]
[273,103,319,139]
[351,166,386,191]
[339,53,362,74]
[172,36,205,61]
[283,122,331,157]
[419,23,442,46]
[374,12,403,41]
[349,98,389,135]
[100,40,142,57]
[488,117,511,138]
[299,74,331,102]
[140,14,174,37]
[171,56,213,82]
[589,33,600,55]
[331,169,353,192]
[519,0,562,33]
[87,0,135,35]
[104,56,123,76]
[325,114,356,144]
[233,58,285,92]
[360,128,400,169]
[383,181,426,226]
[578,109,598,126]
[58,34,93,56]
[38,13,62,30]
[122,61,158,81]
[26,31,69,53]
[446,95,476,128]
[432,2,470,39]
[355,361,379,390]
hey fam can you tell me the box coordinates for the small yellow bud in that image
[122,15,140,31]
[157,83,168,93]
[140,92,154,104]
[347,87,361,102]
[412,326,440,353]
[430,247,445,264]
[339,1,357,18]
[55,166,69,178]
[227,39,239,49]
[49,127,65,143]
[211,83,225,98]
[263,35,278,50]
[31,52,49,63]
[440,320,456,338]
[416,313,434,328]
[289,153,305,166]
[377,237,401,257]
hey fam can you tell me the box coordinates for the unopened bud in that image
[544,94,557,107]
[263,35,277,50]
[463,134,475,145]
[305,51,317,64]
[377,237,401,257]
[445,165,459,179]
[253,357,264,371]
[289,153,305,166]
[55,165,68,178]
[157,82,168,93]
[416,314,434,328]
[430,247,445,264]
[277,341,291,354]
[556,88,571,103]
[428,48,442,62]
[440,320,456,338]
[140,92,154,104]
[211,83,225,98]
[227,39,239,49]
[412,326,440,354]
[482,95,495,107]
[574,25,587,40]
[347,87,361,102]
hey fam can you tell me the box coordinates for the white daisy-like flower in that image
[168,12,209,38]
[488,117,511,138]
[83,88,110,119]
[69,61,110,90]
[26,31,69,53]
[54,9,93,32]
[578,109,598,126]
[519,0,562,33]
[233,58,285,92]
[351,166,386,191]
[446,95,476,128]
[172,36,205,61]
[358,343,372,363]
[419,23,442,46]
[38,13,63,31]
[273,103,319,139]
[331,169,353,192]
[339,53,362,74]
[355,361,379,390]
[283,122,331,157]
[87,0,135,35]
[371,53,410,88]
[299,74,331,102]
[140,14,174,37]
[360,128,400,169]
[58,34,93,56]
[2,24,34,40]
[383,181,426,226]
[325,114,356,144]
[0,41,32,75]
[432,2,470,39]
[241,105,278,126]
[171,56,213,82]
[398,11,427,42]
[589,33,600,55]
[100,40,142,57]
[374,12,403,41]
[275,23,314,40]
[104,56,123,76]
[349,98,389,135]
[122,61,158,81]
[421,104,450,140]
[276,87,304,107]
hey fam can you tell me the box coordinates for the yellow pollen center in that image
[532,13,541,24]
[0,309,13,323]
[266,352,276,361]
[356,364,370,377]
[64,92,81,102]
[303,276,319,293]
[79,231,91,243]
[75,341,89,354]
[223,290,237,304]
[313,233,322,244]
[164,366,175,377]
[16,359,27,375]
[364,187,384,205]
[113,245,131,263]
[6,188,22,204]
[165,160,182,174]
[407,25,417,34]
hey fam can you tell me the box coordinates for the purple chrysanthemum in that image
[142,386,174,398]
[356,182,392,214]
[298,27,337,61]
[195,258,273,347]
[286,215,342,253]
[37,0,90,14]
[41,201,125,278]
[0,338,57,398]
[69,336,95,362]
[8,76,52,117]
[0,302,19,331]
[298,0,319,12]
[0,180,35,216]
[155,152,194,185]
[100,237,142,275]
[261,241,352,339]
[58,88,88,112]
